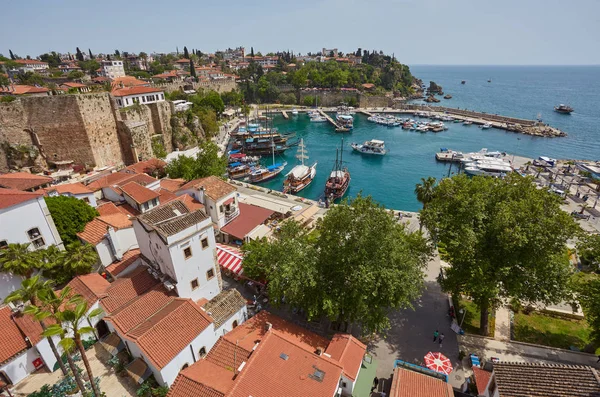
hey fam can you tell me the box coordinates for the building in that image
[472,362,600,397]
[59,82,91,93]
[0,85,50,97]
[167,311,369,397]
[0,189,63,300]
[243,56,278,67]
[100,60,126,79]
[389,366,454,397]
[43,182,97,207]
[112,86,165,108]
[173,59,191,70]
[0,173,53,191]
[322,48,339,57]
[14,59,49,72]
[220,203,274,243]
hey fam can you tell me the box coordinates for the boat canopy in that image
[267,163,283,171]
[229,162,242,167]
[229,149,241,154]
[229,152,244,158]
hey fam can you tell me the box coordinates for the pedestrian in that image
[433,330,439,342]
[371,377,379,392]
[439,333,445,348]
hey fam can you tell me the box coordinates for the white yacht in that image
[351,139,387,155]
[291,108,298,115]
[310,115,327,122]
[464,160,512,177]
[480,122,493,129]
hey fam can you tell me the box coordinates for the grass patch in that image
[513,311,597,351]
[453,296,495,337]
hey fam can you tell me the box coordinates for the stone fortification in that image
[152,79,237,94]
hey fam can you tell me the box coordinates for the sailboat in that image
[283,138,317,194]
[249,109,287,183]
[324,138,351,202]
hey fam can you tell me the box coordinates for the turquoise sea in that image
[258,66,600,211]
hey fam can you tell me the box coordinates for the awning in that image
[126,358,153,384]
[216,243,243,275]
[99,332,125,356]
[223,197,235,205]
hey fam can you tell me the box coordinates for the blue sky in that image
[4,0,599,65]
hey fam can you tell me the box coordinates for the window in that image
[27,228,45,249]
[219,205,224,213]
[0,240,7,250]
[199,347,207,357]
[117,99,122,106]
[82,197,90,204]
[206,268,215,280]
[160,94,164,100]
[184,247,192,259]
[190,278,199,290]
[232,320,238,328]
[201,238,209,249]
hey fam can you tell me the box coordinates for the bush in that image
[44,196,99,245]
[302,95,315,107]
[0,95,16,103]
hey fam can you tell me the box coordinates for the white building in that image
[100,60,125,79]
[14,59,49,71]
[44,182,97,207]
[0,189,63,301]
[112,86,165,108]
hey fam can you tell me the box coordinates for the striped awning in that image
[216,243,243,276]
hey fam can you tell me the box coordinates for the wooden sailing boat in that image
[249,108,287,183]
[283,138,317,194]
[324,138,350,202]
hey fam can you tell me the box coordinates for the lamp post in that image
[459,309,466,328]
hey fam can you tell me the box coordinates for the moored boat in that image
[480,122,492,129]
[351,139,387,155]
[283,139,317,194]
[554,104,573,114]
[324,140,350,202]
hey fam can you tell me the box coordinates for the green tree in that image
[15,72,45,86]
[88,49,94,59]
[415,176,437,231]
[421,174,579,335]
[42,242,98,285]
[577,233,600,268]
[196,90,225,116]
[574,276,600,342]
[68,70,85,79]
[0,243,40,278]
[75,47,84,62]
[190,59,196,80]
[165,140,227,181]
[243,195,432,333]
[9,49,16,60]
[4,276,69,376]
[0,74,10,87]
[44,196,99,245]
[183,46,189,59]
[78,60,100,75]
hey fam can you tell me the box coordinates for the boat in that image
[336,126,351,133]
[283,139,317,194]
[227,163,253,180]
[249,162,287,183]
[463,120,473,125]
[487,79,492,83]
[461,80,466,84]
[436,149,464,162]
[351,139,387,155]
[324,140,350,202]
[554,104,573,114]
[291,108,298,115]
[310,115,327,122]
[464,160,512,177]
[480,122,492,129]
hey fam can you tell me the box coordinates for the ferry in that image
[283,139,317,194]
[554,104,573,114]
[351,139,387,155]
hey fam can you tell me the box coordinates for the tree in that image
[44,196,99,245]
[421,174,579,335]
[4,276,68,376]
[577,233,600,268]
[75,47,84,62]
[165,140,227,181]
[197,108,219,136]
[243,194,432,333]
[78,59,100,75]
[415,176,437,231]
[183,46,189,59]
[0,74,9,87]
[115,49,121,58]
[190,59,196,79]
[250,47,254,58]
[9,49,16,60]
[15,72,44,86]
[88,49,93,59]
[195,90,225,116]
[68,70,85,79]
[574,276,600,342]
[42,242,98,285]
[39,52,61,68]
[0,243,40,278]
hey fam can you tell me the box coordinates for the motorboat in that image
[283,139,317,194]
[480,122,492,129]
[351,139,387,155]
[464,160,512,177]
[310,115,327,122]
[463,120,473,125]
[554,104,573,114]
[291,108,299,115]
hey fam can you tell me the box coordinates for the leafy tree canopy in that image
[44,196,99,245]
[421,174,579,335]
[165,140,227,181]
[243,194,432,334]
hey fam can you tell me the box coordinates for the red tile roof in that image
[179,176,236,201]
[0,306,29,365]
[228,330,343,397]
[12,312,44,345]
[112,86,163,97]
[77,213,132,245]
[121,181,160,204]
[205,337,252,370]
[169,359,234,397]
[125,298,213,369]
[50,182,92,195]
[100,266,161,313]
[0,188,42,209]
[124,159,166,175]
[160,178,186,192]
[220,203,274,240]
[63,273,110,307]
[0,172,53,191]
[389,367,454,397]
[158,188,178,204]
[96,202,123,216]
[15,59,48,65]
[61,82,87,89]
[175,194,205,211]
[472,366,492,396]
[111,76,148,88]
[0,85,50,95]
[325,334,366,380]
[87,172,136,192]
[105,249,141,277]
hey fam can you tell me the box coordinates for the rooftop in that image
[201,289,246,328]
[112,86,164,97]
[0,306,29,365]
[220,203,274,240]
[137,200,208,238]
[179,176,236,201]
[0,85,49,95]
[121,181,160,204]
[0,188,42,210]
[77,212,132,245]
[100,266,161,313]
[389,367,454,397]
[62,273,111,307]
[48,182,92,195]
[0,172,53,191]
[124,159,166,175]
[160,178,186,193]
[325,333,367,381]
[105,249,141,277]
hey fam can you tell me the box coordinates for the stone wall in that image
[152,79,237,94]
[359,95,393,108]
[298,90,360,107]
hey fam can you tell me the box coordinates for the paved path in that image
[494,306,511,341]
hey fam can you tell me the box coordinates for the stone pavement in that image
[494,306,511,341]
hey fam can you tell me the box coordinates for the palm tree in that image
[415,176,437,232]
[41,301,104,397]
[4,276,68,376]
[63,242,100,275]
[0,243,40,278]
[25,287,88,394]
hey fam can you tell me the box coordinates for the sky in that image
[3,0,600,65]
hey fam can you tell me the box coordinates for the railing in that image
[224,209,240,224]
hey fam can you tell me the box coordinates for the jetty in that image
[359,109,373,117]
[281,110,289,119]
[318,109,341,128]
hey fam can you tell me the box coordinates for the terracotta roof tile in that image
[175,194,205,211]
[179,176,236,201]
[110,76,148,88]
[126,299,213,369]
[0,85,49,95]
[63,273,111,307]
[61,82,87,88]
[87,172,135,192]
[205,337,252,370]
[112,86,163,97]
[101,266,161,313]
[201,289,246,328]
[121,182,160,204]
[220,203,274,240]
[0,188,42,209]
[12,312,44,345]
[472,366,492,396]
[137,200,207,237]
[50,182,93,195]
[158,188,178,204]
[168,359,234,397]
[160,178,186,193]
[324,334,366,380]
[116,203,140,217]
[96,202,123,216]
[0,306,29,365]
[0,172,53,191]
[105,249,141,277]
[389,367,454,397]
[124,159,166,175]
[77,213,132,245]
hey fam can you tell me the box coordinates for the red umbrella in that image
[424,351,453,375]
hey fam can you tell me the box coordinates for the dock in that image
[359,109,373,117]
[281,110,289,119]
[318,109,340,128]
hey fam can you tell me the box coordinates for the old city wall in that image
[152,79,237,94]
[299,91,360,107]
[359,95,393,108]
[0,100,33,171]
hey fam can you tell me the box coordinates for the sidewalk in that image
[458,333,600,367]
[494,306,511,341]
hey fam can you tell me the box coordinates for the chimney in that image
[265,322,272,332]
[316,347,324,356]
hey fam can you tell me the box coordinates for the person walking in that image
[433,330,439,342]
[439,333,445,348]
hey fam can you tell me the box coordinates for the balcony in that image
[224,209,240,224]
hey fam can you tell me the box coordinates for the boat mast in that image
[340,137,344,168]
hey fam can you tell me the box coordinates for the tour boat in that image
[336,114,354,129]
[291,108,298,115]
[463,120,473,125]
[249,162,287,183]
[351,139,387,155]
[464,160,512,177]
[324,140,350,202]
[227,163,254,180]
[283,139,317,194]
[554,104,573,114]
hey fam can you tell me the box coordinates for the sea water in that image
[258,66,600,211]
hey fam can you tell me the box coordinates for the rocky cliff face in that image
[428,81,443,94]
[171,112,206,151]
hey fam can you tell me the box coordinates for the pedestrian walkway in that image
[494,306,511,341]
[458,333,600,367]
